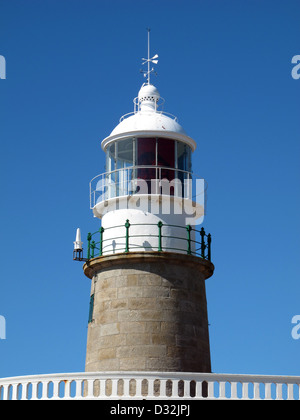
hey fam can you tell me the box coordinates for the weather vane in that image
[141,28,158,85]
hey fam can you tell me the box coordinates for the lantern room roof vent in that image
[137,84,161,113]
[138,84,160,104]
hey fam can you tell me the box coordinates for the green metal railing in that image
[86,221,212,262]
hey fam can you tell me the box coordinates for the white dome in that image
[110,83,186,136]
[110,110,187,137]
[101,84,197,151]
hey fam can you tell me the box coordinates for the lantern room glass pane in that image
[137,138,156,166]
[116,138,134,169]
[137,138,156,181]
[176,142,192,199]
[106,138,134,173]
[157,138,175,187]
[157,138,175,168]
[105,138,135,199]
[106,143,116,172]
[177,142,192,172]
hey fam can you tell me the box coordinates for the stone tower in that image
[78,43,214,374]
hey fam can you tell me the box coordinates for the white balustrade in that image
[0,372,299,400]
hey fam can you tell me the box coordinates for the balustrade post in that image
[11,383,17,400]
[42,381,48,400]
[65,380,71,399]
[87,232,92,260]
[136,379,143,397]
[207,233,211,261]
[157,221,163,252]
[207,380,214,398]
[31,381,38,400]
[200,227,206,259]
[123,379,130,398]
[90,241,95,259]
[75,380,82,399]
[52,380,59,399]
[287,383,294,400]
[186,225,192,255]
[125,219,130,253]
[111,378,118,398]
[2,384,9,400]
[99,227,104,256]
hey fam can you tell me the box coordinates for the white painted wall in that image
[101,205,196,255]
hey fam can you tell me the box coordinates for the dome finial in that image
[141,28,158,85]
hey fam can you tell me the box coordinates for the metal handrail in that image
[89,165,193,185]
[119,110,178,122]
[86,220,211,262]
[90,165,206,209]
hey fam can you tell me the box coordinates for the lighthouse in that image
[3,34,298,403]
[78,35,214,375]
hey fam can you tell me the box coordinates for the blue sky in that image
[0,0,299,379]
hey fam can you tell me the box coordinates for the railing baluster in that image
[90,241,95,258]
[231,382,238,399]
[135,379,142,397]
[21,383,27,400]
[254,382,260,400]
[183,380,190,398]
[87,379,94,398]
[242,382,249,399]
[276,383,283,400]
[31,381,38,400]
[65,380,71,399]
[207,233,211,261]
[160,379,167,398]
[2,384,9,400]
[172,379,179,398]
[42,381,48,400]
[87,232,92,260]
[158,221,163,252]
[99,227,104,256]
[111,378,118,398]
[99,379,106,397]
[287,383,294,400]
[53,380,59,399]
[186,225,192,255]
[11,383,18,400]
[125,220,130,253]
[75,380,82,399]
[123,379,130,398]
[219,381,226,399]
[208,381,214,399]
[195,380,202,398]
[265,382,272,400]
[200,227,206,259]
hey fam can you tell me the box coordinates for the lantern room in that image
[91,84,197,206]
[105,136,192,185]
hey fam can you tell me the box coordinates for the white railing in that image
[0,371,300,400]
[90,166,195,209]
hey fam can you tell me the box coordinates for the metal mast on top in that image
[141,28,158,85]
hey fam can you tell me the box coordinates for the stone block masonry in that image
[83,252,214,373]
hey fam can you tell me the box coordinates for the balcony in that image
[76,221,211,261]
[89,166,204,209]
[1,371,300,400]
